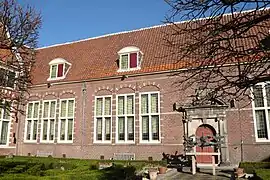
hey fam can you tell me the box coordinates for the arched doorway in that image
[195,124,218,164]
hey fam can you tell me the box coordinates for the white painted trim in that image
[117,52,142,72]
[47,61,72,81]
[116,93,135,144]
[58,98,75,143]
[0,101,11,146]
[139,91,161,144]
[40,100,57,143]
[251,83,270,142]
[93,95,112,144]
[24,101,40,143]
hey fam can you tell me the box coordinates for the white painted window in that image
[48,58,71,81]
[252,83,270,142]
[58,99,75,143]
[94,96,112,143]
[0,101,11,146]
[25,101,39,142]
[41,100,56,143]
[116,94,135,143]
[118,46,143,72]
[140,92,160,143]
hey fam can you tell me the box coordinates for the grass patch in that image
[255,169,270,180]
[239,162,270,174]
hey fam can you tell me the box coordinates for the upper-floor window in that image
[0,68,16,89]
[252,82,270,142]
[48,58,71,81]
[118,46,143,71]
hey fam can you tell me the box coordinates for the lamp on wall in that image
[121,75,128,81]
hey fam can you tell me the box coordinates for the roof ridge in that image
[37,7,269,50]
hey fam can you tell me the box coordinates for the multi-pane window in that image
[0,68,16,88]
[41,100,56,142]
[140,92,160,142]
[120,52,142,71]
[95,96,112,142]
[116,94,135,143]
[0,101,11,145]
[50,64,64,79]
[25,101,39,141]
[59,99,75,142]
[253,83,270,141]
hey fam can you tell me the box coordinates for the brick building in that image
[1,12,270,166]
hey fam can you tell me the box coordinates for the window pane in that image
[141,95,148,114]
[0,69,6,86]
[118,96,125,115]
[60,119,65,140]
[32,120,38,140]
[50,101,56,118]
[42,120,48,140]
[26,120,31,140]
[96,118,102,140]
[7,71,15,88]
[104,97,111,115]
[61,100,67,117]
[254,85,264,107]
[3,102,10,120]
[152,115,159,140]
[57,64,64,77]
[43,102,49,118]
[96,98,103,116]
[130,53,137,68]
[27,103,33,118]
[33,103,39,118]
[127,95,134,114]
[49,120,54,140]
[51,65,57,78]
[266,84,270,107]
[105,118,111,140]
[67,100,74,117]
[0,121,9,145]
[127,117,134,141]
[142,116,149,140]
[118,117,125,140]
[68,119,73,140]
[121,54,128,70]
[151,94,158,113]
[256,110,268,139]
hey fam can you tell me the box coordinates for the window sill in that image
[139,141,161,145]
[24,140,38,143]
[93,141,112,144]
[57,140,73,144]
[117,67,141,72]
[47,76,66,81]
[255,139,270,143]
[39,141,55,144]
[0,146,15,148]
[115,141,135,145]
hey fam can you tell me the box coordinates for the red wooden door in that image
[195,125,216,164]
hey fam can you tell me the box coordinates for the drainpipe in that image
[81,82,87,156]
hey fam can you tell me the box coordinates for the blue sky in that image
[18,0,171,48]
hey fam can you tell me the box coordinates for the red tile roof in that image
[32,9,270,85]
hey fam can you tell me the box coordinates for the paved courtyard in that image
[157,168,234,180]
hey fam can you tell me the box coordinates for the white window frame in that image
[252,82,270,142]
[24,101,40,143]
[40,100,57,143]
[118,51,142,72]
[94,95,112,144]
[139,91,160,144]
[139,91,161,144]
[47,58,71,81]
[58,98,75,143]
[0,101,11,147]
[0,66,18,90]
[116,93,135,144]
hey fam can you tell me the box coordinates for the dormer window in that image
[48,58,71,81]
[118,46,143,71]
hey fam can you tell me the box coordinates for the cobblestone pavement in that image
[157,168,234,180]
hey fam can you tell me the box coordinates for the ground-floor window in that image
[41,100,56,142]
[0,101,11,145]
[25,101,39,142]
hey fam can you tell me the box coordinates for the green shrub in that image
[26,163,45,176]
